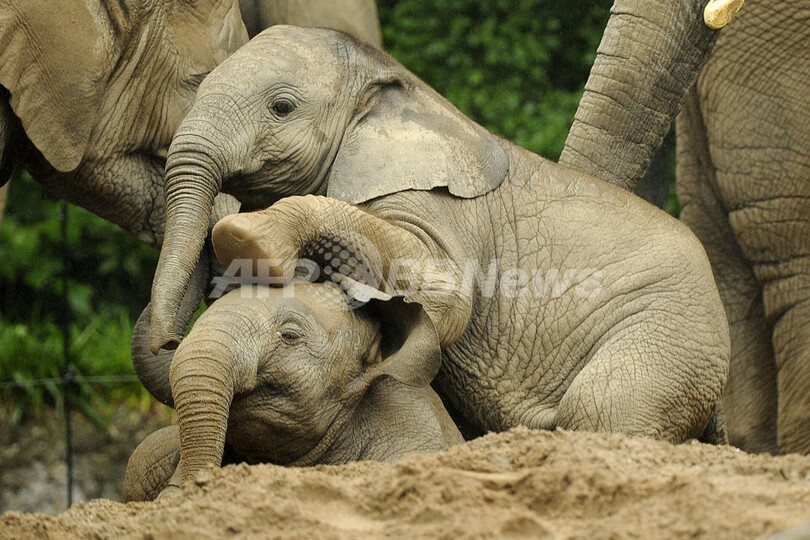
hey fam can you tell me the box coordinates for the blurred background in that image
[0,0,676,512]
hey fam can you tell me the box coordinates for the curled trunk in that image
[559,0,723,191]
[150,113,235,353]
[132,304,175,406]
[133,249,212,406]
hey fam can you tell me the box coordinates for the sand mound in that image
[3,427,810,538]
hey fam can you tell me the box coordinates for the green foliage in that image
[0,169,157,418]
[0,169,157,322]
[378,0,611,159]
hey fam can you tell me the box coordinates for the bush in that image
[378,0,610,159]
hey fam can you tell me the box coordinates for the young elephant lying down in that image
[147,26,730,485]
[125,281,463,501]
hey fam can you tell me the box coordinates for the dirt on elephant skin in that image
[2,427,810,539]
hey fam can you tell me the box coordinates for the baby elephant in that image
[125,281,462,501]
[148,25,730,484]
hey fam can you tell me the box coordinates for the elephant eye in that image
[271,98,295,117]
[277,329,302,345]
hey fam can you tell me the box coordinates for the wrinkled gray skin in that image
[676,0,810,454]
[150,26,730,484]
[557,0,805,455]
[125,282,462,501]
[0,0,247,246]
[559,0,721,192]
[0,0,381,238]
[0,0,383,373]
[0,0,248,339]
[149,0,724,350]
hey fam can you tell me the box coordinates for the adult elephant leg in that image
[745,207,810,453]
[770,282,810,453]
[691,0,810,454]
[677,89,778,453]
[741,212,810,454]
[241,0,382,47]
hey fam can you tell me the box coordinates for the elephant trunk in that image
[132,303,175,406]
[559,0,724,191]
[150,110,237,353]
[169,316,259,482]
[136,245,214,405]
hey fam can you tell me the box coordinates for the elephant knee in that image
[556,357,665,439]
[556,325,724,443]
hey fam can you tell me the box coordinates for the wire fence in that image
[0,374,140,390]
[0,199,148,512]
[1,374,143,512]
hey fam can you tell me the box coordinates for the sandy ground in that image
[2,427,810,539]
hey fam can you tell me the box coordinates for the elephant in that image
[556,0,804,455]
[675,0,810,454]
[146,25,730,484]
[0,0,384,351]
[0,0,384,242]
[0,0,248,246]
[124,281,463,501]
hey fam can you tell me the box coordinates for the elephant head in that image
[0,0,248,244]
[150,25,509,352]
[139,281,443,482]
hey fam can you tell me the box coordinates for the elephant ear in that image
[327,79,509,204]
[359,294,442,388]
[0,0,115,172]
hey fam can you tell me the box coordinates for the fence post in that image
[59,200,74,508]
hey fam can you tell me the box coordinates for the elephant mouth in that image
[221,170,284,212]
[226,153,337,212]
[228,406,354,468]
